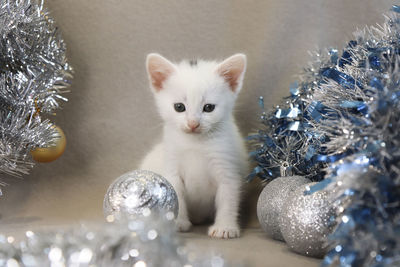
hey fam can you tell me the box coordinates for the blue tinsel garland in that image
[247,44,340,182]
[249,6,400,266]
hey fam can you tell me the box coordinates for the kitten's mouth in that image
[183,128,202,134]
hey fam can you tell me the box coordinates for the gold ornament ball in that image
[31,126,66,163]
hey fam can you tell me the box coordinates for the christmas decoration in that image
[0,0,72,179]
[280,183,336,258]
[0,210,232,267]
[30,126,66,163]
[247,63,335,182]
[250,4,400,265]
[320,168,400,266]
[308,6,400,266]
[104,170,179,218]
[256,175,310,241]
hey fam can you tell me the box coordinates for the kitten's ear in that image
[146,53,177,92]
[216,54,247,93]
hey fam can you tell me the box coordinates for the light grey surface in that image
[0,1,394,265]
[183,226,321,267]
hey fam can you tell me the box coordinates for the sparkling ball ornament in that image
[104,170,179,218]
[280,183,336,258]
[257,176,311,241]
[30,126,66,163]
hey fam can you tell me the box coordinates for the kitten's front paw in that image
[208,224,240,239]
[176,218,192,232]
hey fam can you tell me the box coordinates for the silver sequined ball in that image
[279,182,336,258]
[103,170,179,218]
[257,176,311,241]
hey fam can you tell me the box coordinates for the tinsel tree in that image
[250,5,400,266]
[0,0,72,181]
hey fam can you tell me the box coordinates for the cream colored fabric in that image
[0,0,393,265]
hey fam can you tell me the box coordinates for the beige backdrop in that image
[0,0,394,265]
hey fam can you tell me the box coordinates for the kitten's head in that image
[146,53,246,135]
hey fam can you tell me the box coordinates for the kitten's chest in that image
[177,148,217,222]
[178,148,214,185]
[177,147,217,197]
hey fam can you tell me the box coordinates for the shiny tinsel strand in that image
[308,8,400,266]
[0,210,235,267]
[246,35,353,182]
[247,49,336,182]
[0,0,72,178]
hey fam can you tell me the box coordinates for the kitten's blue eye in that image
[174,103,186,112]
[203,104,215,112]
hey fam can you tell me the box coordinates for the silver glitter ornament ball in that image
[257,176,310,241]
[104,170,179,218]
[280,183,336,258]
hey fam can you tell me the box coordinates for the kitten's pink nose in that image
[188,120,200,131]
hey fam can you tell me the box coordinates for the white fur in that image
[141,54,249,239]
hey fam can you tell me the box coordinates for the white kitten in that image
[140,53,249,239]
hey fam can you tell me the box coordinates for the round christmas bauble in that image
[31,126,66,163]
[103,170,178,218]
[280,182,335,258]
[257,176,311,241]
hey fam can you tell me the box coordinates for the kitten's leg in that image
[168,174,192,232]
[208,174,241,239]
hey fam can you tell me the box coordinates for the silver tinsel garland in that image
[0,210,233,267]
[0,0,72,178]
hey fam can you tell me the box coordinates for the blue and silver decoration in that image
[250,5,400,265]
